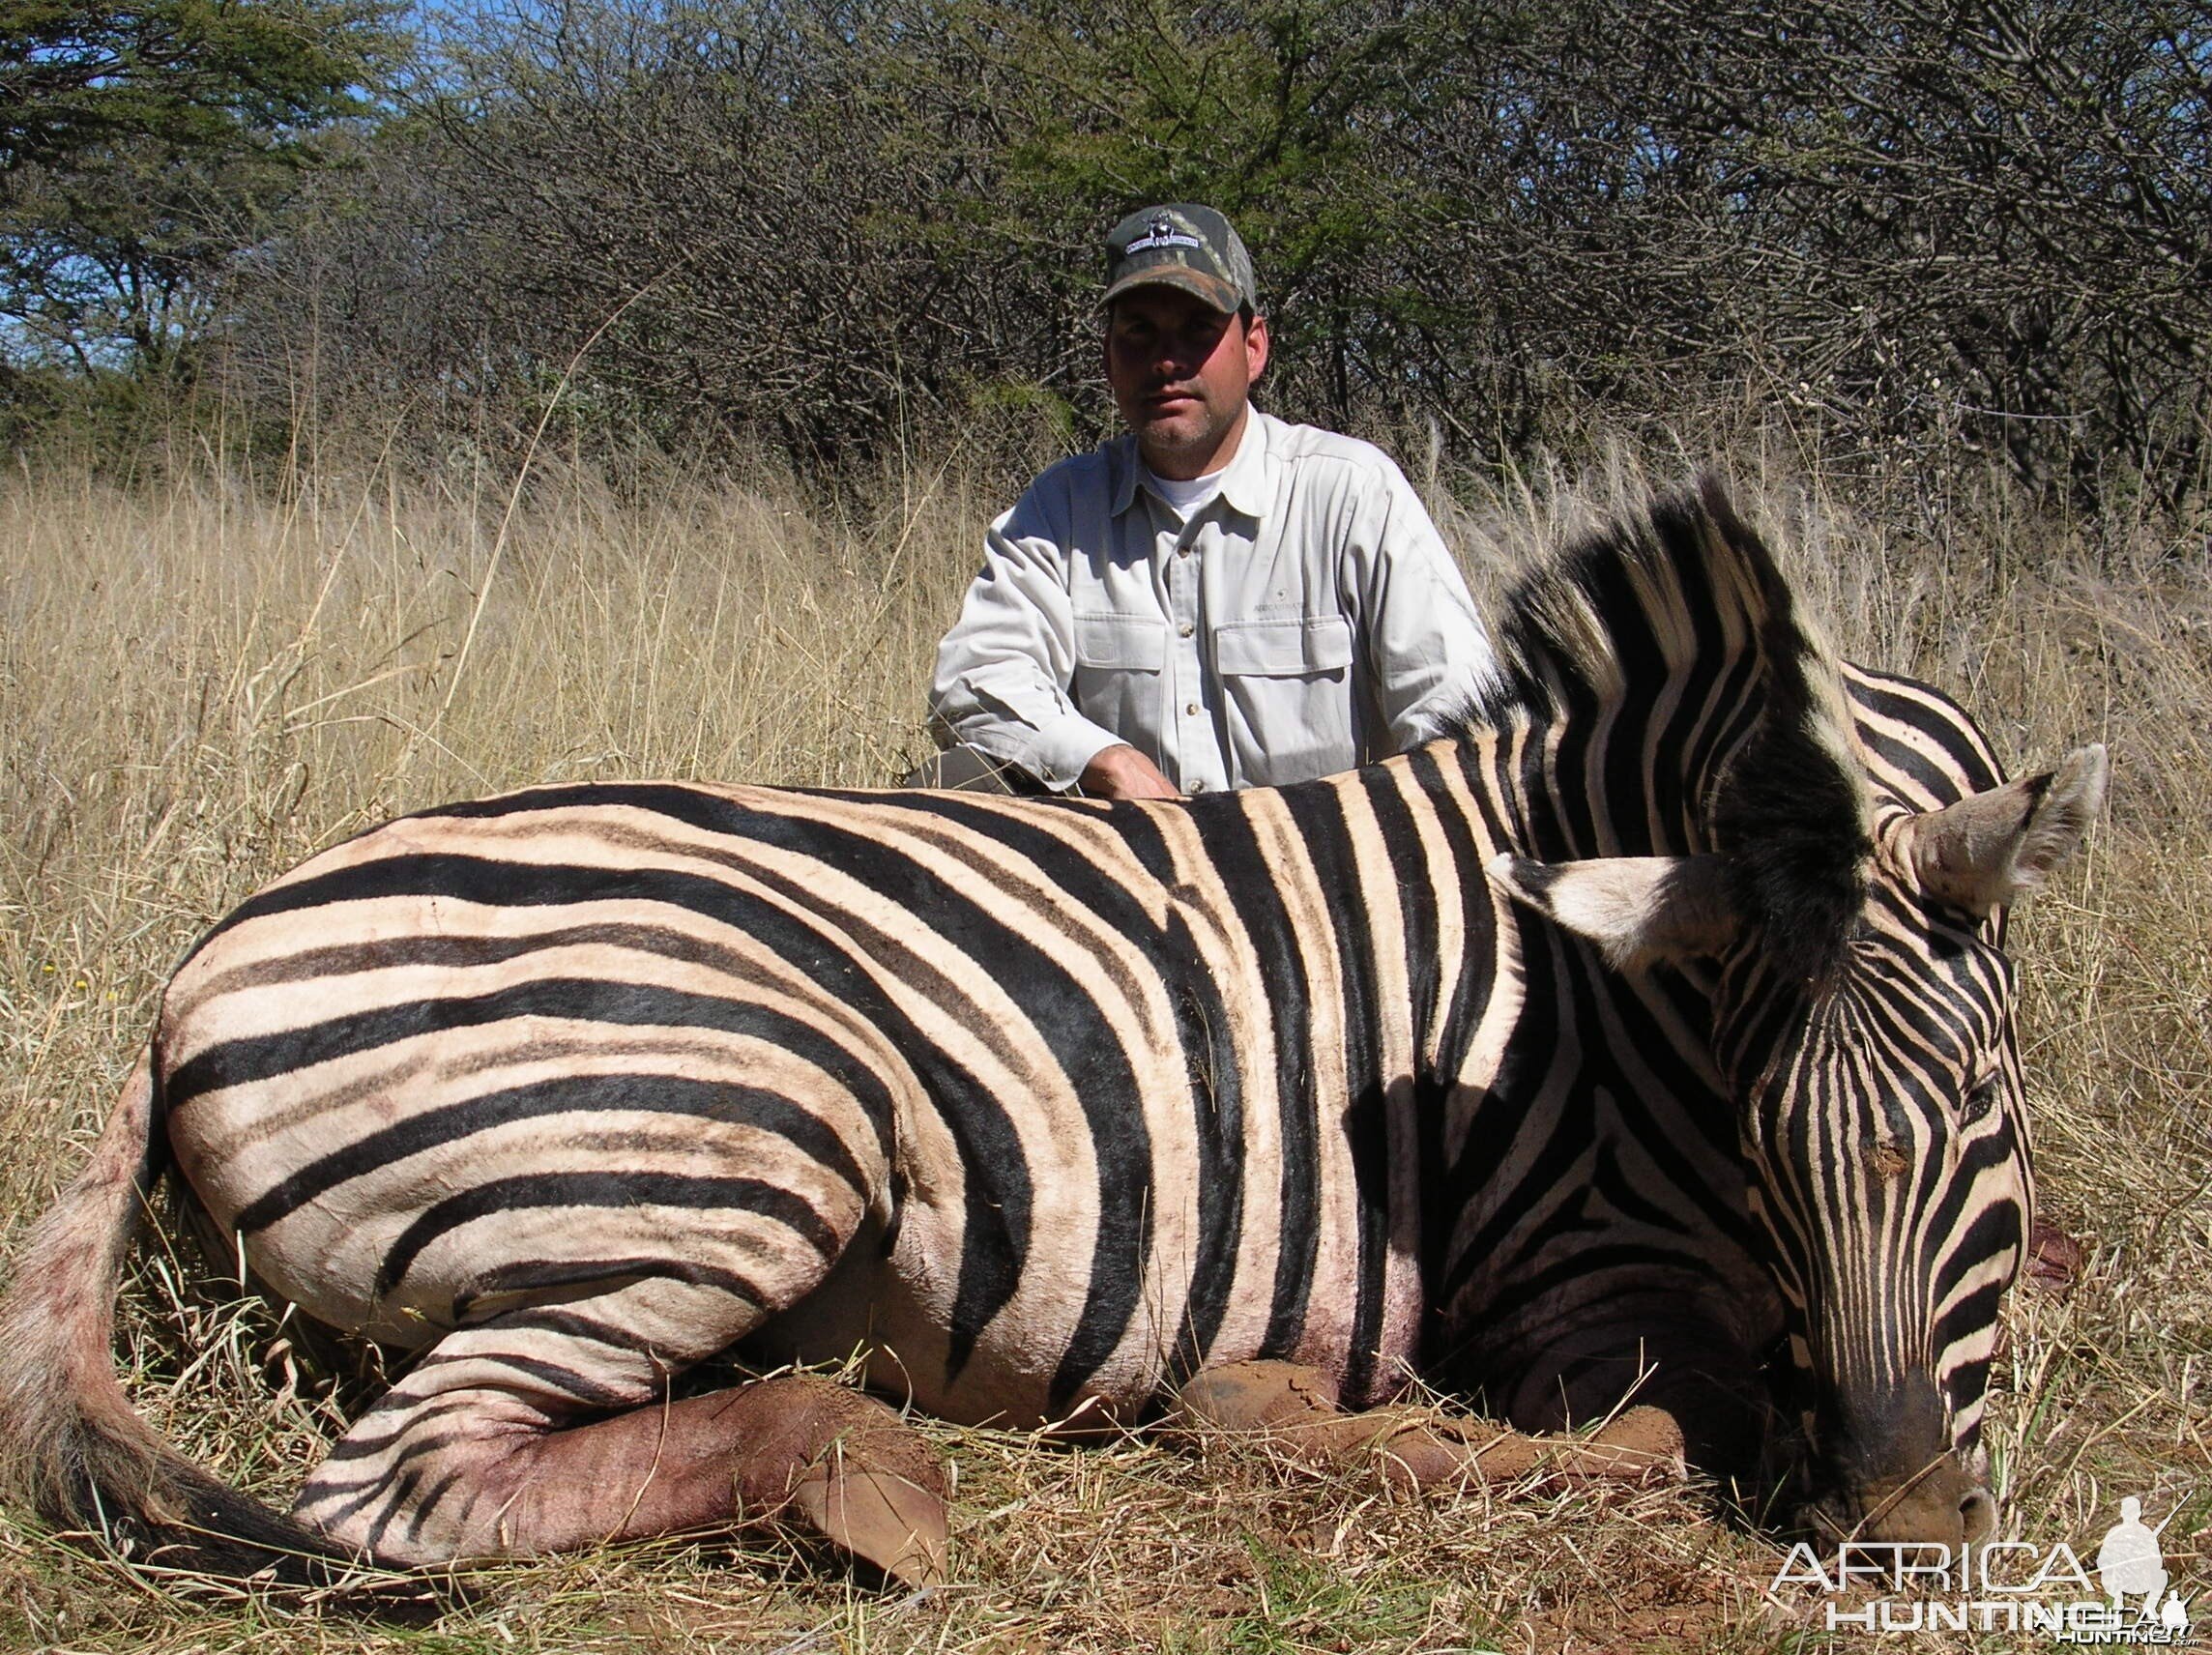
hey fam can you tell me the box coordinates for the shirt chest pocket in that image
[1073,612,1167,671]
[1214,616,1353,678]
[1071,611,1169,756]
[1210,614,1359,783]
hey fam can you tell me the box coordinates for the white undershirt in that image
[1145,462,1229,520]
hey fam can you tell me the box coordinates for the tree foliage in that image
[23,0,2212,505]
[1,0,402,372]
[1439,0,2212,495]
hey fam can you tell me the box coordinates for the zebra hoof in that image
[724,1376,950,1586]
[1169,1360,1343,1436]
[1578,1404,1687,1477]
[786,1454,948,1588]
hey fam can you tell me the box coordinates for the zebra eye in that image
[1959,1072,2004,1124]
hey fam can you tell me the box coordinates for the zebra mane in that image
[1464,476,1875,988]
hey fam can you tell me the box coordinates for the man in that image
[923,203,1495,798]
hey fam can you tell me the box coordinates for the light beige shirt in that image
[929,411,1496,793]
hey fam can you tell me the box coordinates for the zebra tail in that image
[0,1051,376,1593]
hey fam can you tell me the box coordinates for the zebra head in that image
[1478,481,2105,1547]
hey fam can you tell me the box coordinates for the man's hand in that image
[1079,744,1180,800]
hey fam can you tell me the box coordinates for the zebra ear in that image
[1485,853,1740,970]
[1904,743,2108,918]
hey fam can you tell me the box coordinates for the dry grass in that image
[1,430,2205,1653]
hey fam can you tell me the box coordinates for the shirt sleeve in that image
[928,507,1127,792]
[1345,460,1499,750]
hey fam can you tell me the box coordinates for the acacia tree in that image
[1,0,403,376]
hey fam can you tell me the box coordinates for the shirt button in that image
[1177,545,1192,558]
[1178,623,1194,638]
[1185,702,1200,716]
[1189,780,1208,793]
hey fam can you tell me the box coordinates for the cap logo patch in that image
[1124,214,1204,255]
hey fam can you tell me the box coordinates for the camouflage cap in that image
[1101,204,1259,314]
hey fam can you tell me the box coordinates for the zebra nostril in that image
[1960,1486,1996,1543]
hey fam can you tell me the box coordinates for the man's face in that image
[1104,285,1270,479]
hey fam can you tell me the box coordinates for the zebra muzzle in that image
[1797,1448,1995,1549]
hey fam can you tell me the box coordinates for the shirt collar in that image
[1107,406,1274,522]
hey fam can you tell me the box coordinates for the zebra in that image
[0,479,2103,1591]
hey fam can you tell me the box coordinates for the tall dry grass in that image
[0,432,2205,1653]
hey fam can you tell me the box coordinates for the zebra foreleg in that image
[1168,1360,1684,1495]
[291,1342,947,1583]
